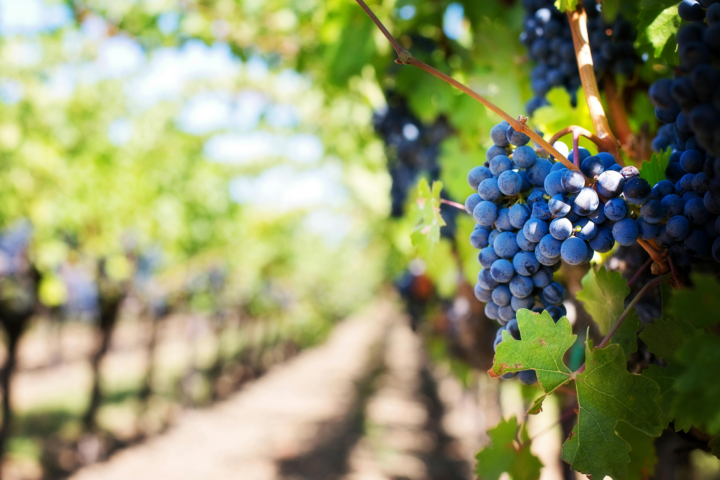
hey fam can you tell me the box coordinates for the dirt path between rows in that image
[68,299,492,480]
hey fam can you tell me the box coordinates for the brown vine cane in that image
[354,0,584,175]
[566,5,623,166]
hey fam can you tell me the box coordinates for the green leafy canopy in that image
[475,416,543,480]
[491,310,663,480]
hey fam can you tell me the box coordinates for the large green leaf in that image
[491,311,663,480]
[577,267,640,357]
[561,342,663,480]
[489,309,575,396]
[326,10,377,85]
[475,416,543,480]
[616,422,658,480]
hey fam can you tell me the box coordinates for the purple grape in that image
[491,259,515,283]
[596,170,625,198]
[572,187,600,215]
[666,215,691,242]
[612,218,639,246]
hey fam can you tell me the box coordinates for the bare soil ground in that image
[67,300,486,480]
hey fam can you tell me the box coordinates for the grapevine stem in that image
[637,238,668,265]
[440,198,466,211]
[574,273,671,375]
[548,126,605,154]
[627,257,653,287]
[354,0,578,172]
[407,58,577,170]
[354,0,412,64]
[572,130,580,168]
[566,5,623,166]
[603,74,637,159]
[598,274,671,349]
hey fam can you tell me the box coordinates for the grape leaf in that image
[491,312,664,480]
[642,364,690,432]
[561,342,663,480]
[489,309,575,396]
[640,290,700,432]
[667,273,720,328]
[674,332,720,435]
[577,267,640,357]
[639,313,697,363]
[554,0,579,12]
[639,149,671,187]
[410,178,446,257]
[616,422,658,480]
[475,416,543,480]
[639,6,680,57]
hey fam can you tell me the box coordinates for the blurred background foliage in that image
[0,0,709,478]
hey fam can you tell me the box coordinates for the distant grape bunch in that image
[521,0,639,114]
[373,91,459,235]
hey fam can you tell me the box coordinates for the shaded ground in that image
[67,300,479,480]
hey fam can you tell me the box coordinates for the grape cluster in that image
[374,92,459,235]
[521,0,639,115]
[646,2,720,261]
[471,119,720,385]
[650,2,720,160]
[626,151,720,265]
[466,120,676,383]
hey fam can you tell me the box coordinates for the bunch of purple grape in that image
[464,120,686,383]
[647,1,720,262]
[374,92,458,235]
[521,0,639,115]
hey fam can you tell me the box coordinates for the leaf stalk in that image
[575,273,672,375]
